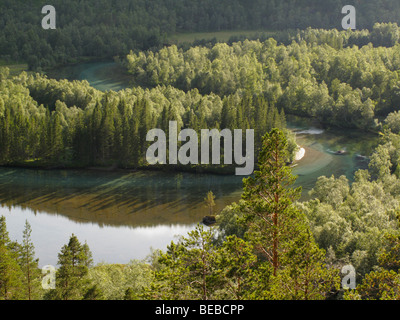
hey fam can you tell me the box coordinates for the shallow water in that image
[48,61,132,92]
[0,62,380,266]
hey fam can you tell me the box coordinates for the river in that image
[0,62,379,267]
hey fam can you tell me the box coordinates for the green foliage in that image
[0,244,24,300]
[383,111,400,134]
[344,217,400,300]
[124,34,400,129]
[239,129,340,299]
[4,128,400,300]
[19,220,42,300]
[0,216,26,300]
[0,72,289,170]
[213,235,259,300]
[216,202,247,241]
[87,261,153,300]
[309,175,350,209]
[3,0,400,70]
[45,234,96,300]
[149,224,220,300]
[302,132,400,276]
[241,129,302,274]
[4,2,400,299]
[344,269,400,300]
[204,191,216,216]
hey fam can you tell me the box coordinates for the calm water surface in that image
[0,62,379,266]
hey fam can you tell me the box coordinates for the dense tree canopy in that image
[3,0,400,70]
[3,0,400,299]
[0,69,291,170]
[124,34,400,129]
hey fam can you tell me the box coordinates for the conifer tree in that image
[20,220,41,300]
[0,216,24,300]
[241,129,340,299]
[241,129,302,276]
[150,224,218,300]
[50,112,64,162]
[82,284,104,300]
[0,216,10,246]
[214,235,260,299]
[46,234,93,300]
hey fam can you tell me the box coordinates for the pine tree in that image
[82,241,93,268]
[50,111,64,162]
[241,129,302,276]
[214,235,259,299]
[99,100,116,163]
[138,98,153,164]
[147,241,189,300]
[241,129,339,299]
[0,216,10,246]
[47,234,93,300]
[20,220,41,300]
[150,224,218,300]
[274,230,340,300]
[82,284,104,300]
[90,101,103,164]
[0,216,24,300]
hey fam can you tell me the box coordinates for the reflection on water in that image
[0,168,243,228]
[0,168,243,265]
[2,206,196,267]
[1,62,382,265]
[0,120,379,264]
[0,116,380,265]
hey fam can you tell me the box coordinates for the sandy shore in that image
[295,146,306,161]
[294,145,333,176]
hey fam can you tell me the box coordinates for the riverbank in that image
[295,146,306,161]
[45,60,132,92]
[0,161,240,176]
[36,60,380,191]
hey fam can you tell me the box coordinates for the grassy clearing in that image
[0,59,29,76]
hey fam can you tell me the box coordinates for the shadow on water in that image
[16,63,381,230]
[0,119,379,228]
[2,61,381,264]
[0,167,244,228]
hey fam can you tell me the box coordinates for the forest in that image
[2,0,400,70]
[0,69,291,171]
[0,25,400,299]
[3,26,400,169]
[2,126,400,300]
[3,0,400,302]
[2,27,400,299]
[123,31,400,129]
